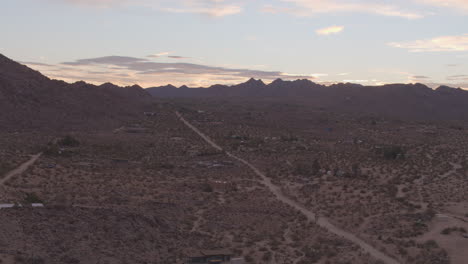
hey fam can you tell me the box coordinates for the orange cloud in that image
[316,26,344,35]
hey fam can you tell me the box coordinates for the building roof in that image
[0,204,16,209]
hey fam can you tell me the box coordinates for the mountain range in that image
[2,52,468,129]
[147,78,468,122]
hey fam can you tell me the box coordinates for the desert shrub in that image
[302,246,322,263]
[441,227,467,235]
[244,255,254,263]
[201,183,213,192]
[449,125,463,130]
[59,256,80,264]
[441,228,452,235]
[23,192,43,204]
[59,135,80,147]
[280,134,299,142]
[293,159,320,176]
[293,163,311,175]
[0,161,12,175]
[423,240,439,249]
[351,163,360,176]
[198,150,222,156]
[14,256,25,263]
[159,163,175,169]
[178,106,196,114]
[262,252,272,261]
[382,146,405,160]
[26,257,45,264]
[43,144,60,156]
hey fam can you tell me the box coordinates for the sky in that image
[1,0,468,88]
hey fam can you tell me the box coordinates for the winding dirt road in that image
[0,153,42,186]
[176,111,400,264]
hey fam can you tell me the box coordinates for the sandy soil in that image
[177,111,401,264]
[418,212,468,264]
[0,153,42,186]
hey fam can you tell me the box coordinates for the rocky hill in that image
[0,54,151,131]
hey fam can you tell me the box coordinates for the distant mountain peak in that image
[100,82,119,89]
[127,84,143,90]
[436,85,460,93]
[271,78,285,85]
[245,78,265,86]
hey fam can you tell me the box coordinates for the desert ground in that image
[1,99,467,264]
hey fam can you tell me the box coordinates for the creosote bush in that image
[59,135,80,147]
[380,146,405,160]
[23,192,44,204]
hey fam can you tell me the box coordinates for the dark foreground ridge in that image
[0,54,152,131]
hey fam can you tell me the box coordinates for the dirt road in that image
[176,111,400,264]
[0,153,42,186]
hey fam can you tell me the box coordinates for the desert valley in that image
[0,53,467,264]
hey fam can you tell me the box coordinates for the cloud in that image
[168,55,191,59]
[56,0,242,17]
[63,56,148,65]
[447,74,468,81]
[263,0,425,19]
[388,34,468,52]
[417,0,468,13]
[412,75,430,79]
[316,26,344,35]
[20,61,54,67]
[147,52,171,58]
[161,1,242,17]
[343,79,371,83]
[25,55,316,87]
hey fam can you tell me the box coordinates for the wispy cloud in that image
[57,0,243,17]
[447,74,468,81]
[168,55,191,59]
[147,52,171,58]
[417,0,468,13]
[263,0,425,19]
[388,34,468,52]
[316,26,344,35]
[161,1,242,17]
[412,75,430,79]
[63,56,147,65]
[25,55,316,87]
